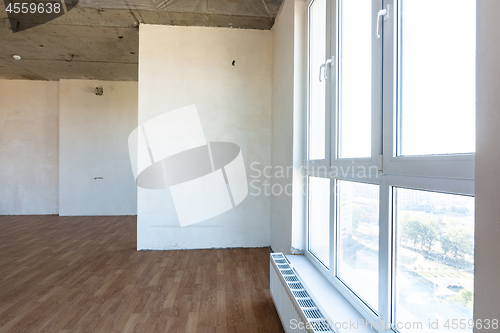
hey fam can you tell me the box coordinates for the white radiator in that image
[270,253,335,333]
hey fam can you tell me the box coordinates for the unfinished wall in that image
[59,80,138,216]
[137,24,272,250]
[475,0,500,327]
[0,80,59,215]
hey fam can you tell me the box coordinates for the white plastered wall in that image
[0,80,59,215]
[137,24,272,250]
[59,79,138,216]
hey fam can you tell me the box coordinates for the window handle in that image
[319,57,334,82]
[319,63,326,82]
[376,7,388,39]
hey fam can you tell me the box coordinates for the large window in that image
[305,0,475,331]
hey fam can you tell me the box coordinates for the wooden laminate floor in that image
[0,216,285,333]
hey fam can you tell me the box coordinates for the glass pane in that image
[399,0,476,156]
[337,181,379,310]
[308,0,327,160]
[338,0,372,158]
[395,189,475,332]
[308,177,330,267]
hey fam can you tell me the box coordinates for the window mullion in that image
[329,0,338,168]
[330,178,336,278]
[380,0,397,330]
[382,0,397,175]
[378,177,393,330]
[371,0,384,169]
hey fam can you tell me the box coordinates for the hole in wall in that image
[232,60,235,66]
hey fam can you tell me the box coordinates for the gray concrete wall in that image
[59,80,138,216]
[474,1,500,327]
[0,80,59,215]
[137,24,272,250]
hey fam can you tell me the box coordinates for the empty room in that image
[1,0,499,332]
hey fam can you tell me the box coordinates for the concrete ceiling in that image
[0,0,283,81]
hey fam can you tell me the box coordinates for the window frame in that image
[332,0,383,168]
[305,0,476,332]
[306,0,331,169]
[382,0,475,181]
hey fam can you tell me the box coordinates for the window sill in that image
[286,254,377,333]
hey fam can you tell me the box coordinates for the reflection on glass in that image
[338,181,379,310]
[308,177,330,267]
[338,0,372,158]
[308,0,327,160]
[399,0,476,156]
[395,188,475,332]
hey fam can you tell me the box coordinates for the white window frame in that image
[306,0,331,170]
[304,1,476,332]
[381,0,475,181]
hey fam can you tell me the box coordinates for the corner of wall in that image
[271,0,308,255]
[291,0,307,253]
